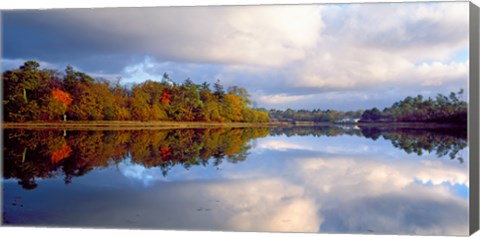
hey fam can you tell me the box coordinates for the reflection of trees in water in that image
[3,128,269,190]
[270,125,467,162]
[4,125,466,190]
[360,126,467,163]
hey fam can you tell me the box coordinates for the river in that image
[2,125,469,235]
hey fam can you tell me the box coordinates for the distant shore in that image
[355,122,466,129]
[275,121,465,128]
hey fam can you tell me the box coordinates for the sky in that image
[1,1,470,111]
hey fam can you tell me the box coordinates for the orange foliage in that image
[160,146,172,161]
[161,89,172,104]
[224,94,243,121]
[51,144,73,164]
[52,88,73,106]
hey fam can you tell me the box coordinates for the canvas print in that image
[1,1,474,235]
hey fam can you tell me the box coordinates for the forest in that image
[269,108,364,123]
[360,91,467,124]
[2,61,269,123]
[269,91,467,125]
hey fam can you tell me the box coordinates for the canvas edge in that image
[470,1,480,236]
[0,10,5,227]
[0,2,476,236]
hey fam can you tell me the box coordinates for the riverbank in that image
[2,121,289,130]
[2,120,466,131]
[276,121,465,129]
[355,122,467,130]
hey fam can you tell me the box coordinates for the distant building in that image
[335,118,360,124]
[293,121,315,126]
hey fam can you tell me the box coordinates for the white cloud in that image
[414,61,469,86]
[121,57,167,84]
[293,46,416,90]
[270,2,469,96]
[329,3,469,57]
[60,5,323,67]
[257,93,313,105]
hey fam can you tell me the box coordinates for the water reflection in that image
[3,126,467,190]
[271,125,467,162]
[2,126,469,235]
[3,128,269,189]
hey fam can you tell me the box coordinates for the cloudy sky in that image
[1,1,470,110]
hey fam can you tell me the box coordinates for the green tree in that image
[3,61,60,121]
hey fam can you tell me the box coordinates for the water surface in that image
[2,125,469,235]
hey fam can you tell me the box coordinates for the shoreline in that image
[1,121,288,131]
[1,120,465,131]
[355,122,466,129]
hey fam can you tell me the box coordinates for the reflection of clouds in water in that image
[116,159,322,232]
[195,154,467,234]
[256,137,468,192]
[416,159,468,187]
[112,136,468,234]
[216,136,468,234]
[289,156,468,235]
[319,193,468,235]
[294,156,468,198]
[257,140,312,151]
[203,178,320,232]
[118,158,156,186]
[256,136,383,155]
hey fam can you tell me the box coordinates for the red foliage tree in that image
[161,89,172,104]
[52,88,73,106]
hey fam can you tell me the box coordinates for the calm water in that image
[2,125,469,235]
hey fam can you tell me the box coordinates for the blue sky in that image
[1,2,470,110]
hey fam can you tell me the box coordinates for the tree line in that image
[360,91,467,124]
[3,61,269,123]
[269,91,467,125]
[269,108,364,123]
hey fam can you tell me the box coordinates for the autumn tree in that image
[3,61,62,121]
[3,61,270,123]
[46,88,73,121]
[112,84,131,120]
[199,83,223,122]
[130,84,152,121]
[168,79,203,121]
